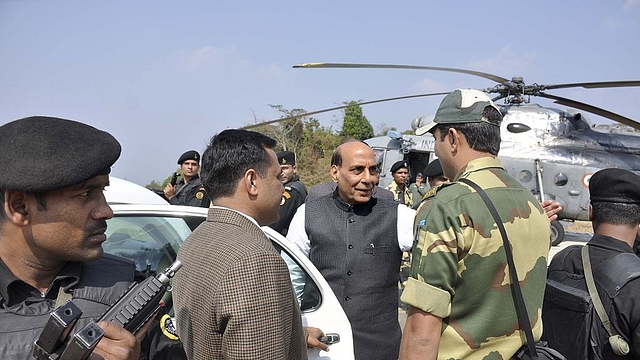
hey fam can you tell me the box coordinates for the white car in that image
[104,178,355,360]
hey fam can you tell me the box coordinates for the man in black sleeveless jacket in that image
[546,168,640,359]
[287,141,415,360]
[0,116,185,359]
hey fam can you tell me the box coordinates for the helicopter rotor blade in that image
[538,93,640,131]
[241,91,449,130]
[540,80,640,91]
[293,63,510,84]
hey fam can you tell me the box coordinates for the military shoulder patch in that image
[424,186,438,198]
[160,313,179,340]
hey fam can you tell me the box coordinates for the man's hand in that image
[92,313,155,360]
[163,184,176,200]
[541,199,562,222]
[304,326,330,352]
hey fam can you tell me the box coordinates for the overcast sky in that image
[1,0,639,186]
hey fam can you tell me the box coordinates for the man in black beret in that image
[269,151,306,236]
[0,116,185,359]
[163,150,210,208]
[386,160,413,207]
[546,168,640,358]
[277,151,308,198]
[423,158,450,189]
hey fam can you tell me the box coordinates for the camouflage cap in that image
[415,89,501,136]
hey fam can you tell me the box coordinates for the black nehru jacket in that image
[0,116,121,192]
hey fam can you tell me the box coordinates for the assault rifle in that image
[33,260,182,360]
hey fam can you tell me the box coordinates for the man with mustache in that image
[0,116,184,359]
[287,140,416,360]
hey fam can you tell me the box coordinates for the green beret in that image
[177,150,200,164]
[390,161,408,173]
[277,151,296,165]
[0,116,121,192]
[589,168,640,204]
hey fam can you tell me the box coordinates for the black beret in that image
[590,168,640,204]
[0,116,121,192]
[277,151,296,165]
[390,161,409,173]
[424,159,444,178]
[177,150,200,164]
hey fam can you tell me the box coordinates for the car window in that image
[104,212,322,313]
[105,215,189,274]
[272,241,321,312]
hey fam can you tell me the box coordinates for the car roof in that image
[106,177,169,205]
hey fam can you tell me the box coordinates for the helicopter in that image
[243,63,640,245]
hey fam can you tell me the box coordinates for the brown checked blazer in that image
[172,207,308,360]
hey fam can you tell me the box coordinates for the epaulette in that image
[424,181,449,197]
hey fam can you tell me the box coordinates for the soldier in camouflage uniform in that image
[399,89,551,360]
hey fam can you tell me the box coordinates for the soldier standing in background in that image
[163,150,210,208]
[386,161,413,207]
[270,151,306,236]
[409,172,428,208]
[278,151,308,198]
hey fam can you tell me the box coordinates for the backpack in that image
[543,248,640,360]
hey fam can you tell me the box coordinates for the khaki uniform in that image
[402,157,550,359]
[386,181,413,208]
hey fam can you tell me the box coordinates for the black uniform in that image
[547,235,640,358]
[169,174,210,208]
[0,254,186,359]
[269,185,304,236]
[287,175,308,199]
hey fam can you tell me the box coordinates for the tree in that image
[251,105,305,152]
[340,101,374,140]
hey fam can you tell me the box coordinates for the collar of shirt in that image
[0,258,81,307]
[588,234,635,254]
[331,190,376,214]
[454,156,505,181]
[209,205,259,227]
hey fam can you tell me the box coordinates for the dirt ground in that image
[564,220,592,233]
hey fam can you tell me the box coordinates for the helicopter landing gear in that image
[550,220,565,246]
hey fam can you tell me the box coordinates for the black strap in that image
[458,178,538,357]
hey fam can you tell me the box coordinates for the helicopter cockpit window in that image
[372,148,386,174]
[554,173,569,187]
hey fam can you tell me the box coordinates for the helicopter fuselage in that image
[365,104,640,223]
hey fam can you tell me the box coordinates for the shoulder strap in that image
[582,246,630,356]
[458,178,538,357]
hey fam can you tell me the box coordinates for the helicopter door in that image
[406,151,434,182]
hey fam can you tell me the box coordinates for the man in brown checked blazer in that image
[172,129,328,359]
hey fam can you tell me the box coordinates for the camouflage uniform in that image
[387,181,413,207]
[401,157,550,359]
